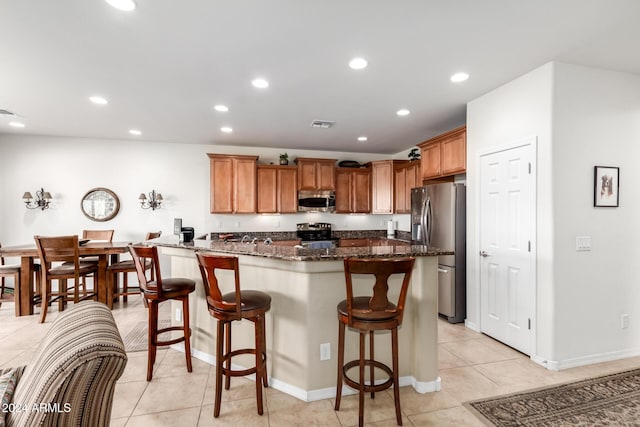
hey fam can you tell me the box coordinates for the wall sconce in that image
[139,190,163,210]
[23,188,52,210]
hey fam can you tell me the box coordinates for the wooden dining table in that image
[0,241,130,317]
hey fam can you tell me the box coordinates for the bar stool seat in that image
[335,257,415,427]
[196,252,271,418]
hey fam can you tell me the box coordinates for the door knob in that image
[479,250,490,257]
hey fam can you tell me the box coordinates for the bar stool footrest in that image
[154,326,191,347]
[343,359,394,393]
[220,347,266,378]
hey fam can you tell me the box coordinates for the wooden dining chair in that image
[34,235,98,323]
[107,231,162,308]
[62,230,114,295]
[1,243,42,310]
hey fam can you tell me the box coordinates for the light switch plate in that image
[576,236,592,251]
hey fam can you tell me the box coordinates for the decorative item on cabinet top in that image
[23,187,52,210]
[279,153,289,165]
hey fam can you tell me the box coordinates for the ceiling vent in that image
[310,120,335,129]
[0,109,16,116]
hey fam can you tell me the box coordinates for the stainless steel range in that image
[296,222,339,249]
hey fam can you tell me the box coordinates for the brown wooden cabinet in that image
[208,154,258,213]
[370,160,407,214]
[257,165,298,213]
[418,125,466,181]
[394,161,421,213]
[295,158,336,191]
[335,167,371,213]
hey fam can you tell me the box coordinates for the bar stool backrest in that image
[128,245,162,299]
[145,231,162,240]
[196,253,242,320]
[343,257,415,325]
[82,230,114,242]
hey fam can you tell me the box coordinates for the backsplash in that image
[207,229,409,241]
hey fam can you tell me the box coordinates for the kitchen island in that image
[154,238,450,402]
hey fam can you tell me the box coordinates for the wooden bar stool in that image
[334,257,415,427]
[196,252,271,417]
[129,244,195,381]
[107,231,161,308]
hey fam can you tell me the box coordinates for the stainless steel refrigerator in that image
[411,183,466,323]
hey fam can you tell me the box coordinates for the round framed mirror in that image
[81,187,120,222]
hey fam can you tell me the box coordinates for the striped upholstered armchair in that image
[2,301,127,427]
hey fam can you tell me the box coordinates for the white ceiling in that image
[1,0,639,154]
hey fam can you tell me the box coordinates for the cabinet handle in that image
[437,268,448,273]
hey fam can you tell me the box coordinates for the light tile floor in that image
[2,296,640,426]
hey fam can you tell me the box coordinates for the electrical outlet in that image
[274,220,280,228]
[217,221,223,229]
[176,308,182,322]
[234,220,240,228]
[575,236,592,251]
[320,343,331,361]
[622,314,630,329]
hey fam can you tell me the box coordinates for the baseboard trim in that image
[465,319,480,332]
[171,344,440,401]
[535,348,640,371]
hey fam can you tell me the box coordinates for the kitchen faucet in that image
[264,237,273,245]
[251,237,258,244]
[241,235,251,244]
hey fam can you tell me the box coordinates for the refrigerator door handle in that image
[426,197,432,246]
[420,195,429,245]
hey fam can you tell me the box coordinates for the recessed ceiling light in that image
[89,96,108,105]
[396,109,410,116]
[214,104,229,112]
[251,78,269,89]
[358,136,368,142]
[349,57,368,70]
[129,129,142,135]
[9,121,25,128]
[221,126,233,133]
[450,72,469,83]
[105,0,136,11]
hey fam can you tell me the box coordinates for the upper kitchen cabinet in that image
[394,161,421,214]
[257,165,298,213]
[335,167,371,213]
[208,154,258,213]
[417,125,466,181]
[295,158,336,191]
[370,160,408,214]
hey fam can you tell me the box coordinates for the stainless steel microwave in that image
[298,190,336,212]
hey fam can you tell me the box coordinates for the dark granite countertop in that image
[153,238,452,261]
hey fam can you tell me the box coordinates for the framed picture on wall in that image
[594,166,619,207]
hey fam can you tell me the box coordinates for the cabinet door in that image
[394,167,406,213]
[441,133,466,175]
[405,163,420,212]
[210,156,234,213]
[421,143,441,180]
[234,158,257,213]
[352,170,371,213]
[335,170,352,213]
[317,161,336,190]
[372,161,393,214]
[298,161,317,190]
[278,168,298,213]
[257,167,278,213]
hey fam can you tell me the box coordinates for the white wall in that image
[466,62,555,361]
[551,63,640,365]
[0,135,409,248]
[467,61,640,368]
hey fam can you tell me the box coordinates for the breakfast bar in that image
[155,238,449,401]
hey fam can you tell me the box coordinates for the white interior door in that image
[479,144,533,355]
